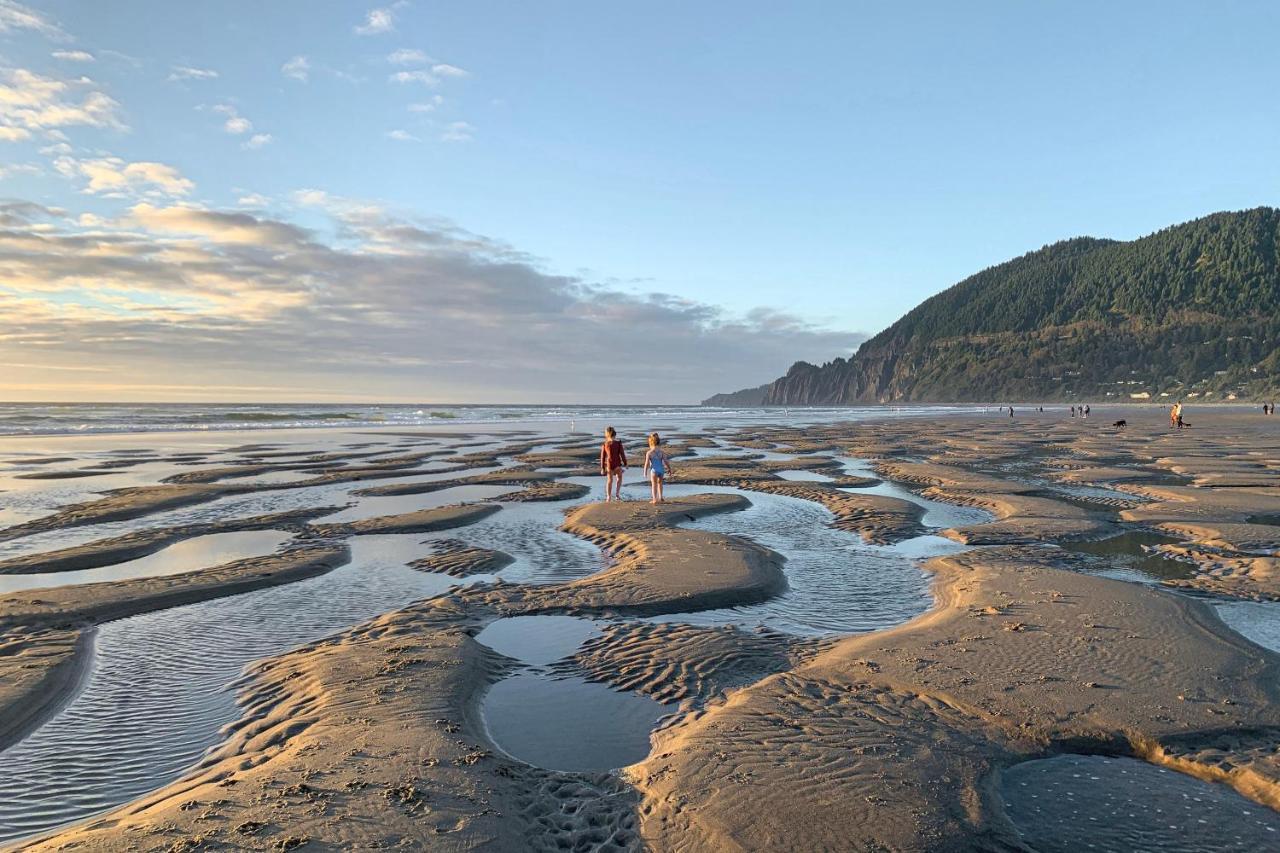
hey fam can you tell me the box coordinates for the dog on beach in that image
[1112,419,1127,428]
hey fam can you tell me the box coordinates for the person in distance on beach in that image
[643,432,673,504]
[599,426,627,502]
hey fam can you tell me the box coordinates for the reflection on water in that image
[0,530,293,595]
[645,484,944,636]
[1214,600,1280,654]
[1062,531,1194,583]
[1001,754,1280,852]
[0,535,462,845]
[476,615,601,667]
[314,483,511,524]
[482,673,673,773]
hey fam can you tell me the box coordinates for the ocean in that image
[0,402,979,436]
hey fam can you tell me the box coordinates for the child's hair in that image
[605,426,616,439]
[648,432,661,447]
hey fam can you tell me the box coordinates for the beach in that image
[2,405,1279,851]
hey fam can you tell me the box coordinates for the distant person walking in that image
[643,432,673,504]
[1084,405,1090,419]
[599,426,627,502]
[1170,401,1181,429]
[1009,406,1014,419]
[1071,405,1076,417]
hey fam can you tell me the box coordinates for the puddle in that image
[1213,600,1280,654]
[215,469,322,486]
[482,674,673,773]
[422,478,602,586]
[476,615,601,666]
[641,483,945,636]
[314,483,512,524]
[1061,531,1194,583]
[0,534,465,845]
[775,469,834,482]
[836,457,991,529]
[0,530,293,595]
[1000,754,1280,852]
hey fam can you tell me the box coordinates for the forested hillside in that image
[705,208,1280,404]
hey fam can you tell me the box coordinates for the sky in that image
[1,1,1278,403]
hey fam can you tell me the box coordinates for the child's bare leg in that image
[655,477,664,503]
[650,476,658,504]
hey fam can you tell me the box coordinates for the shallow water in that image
[313,483,512,524]
[1062,531,1194,583]
[836,456,992,529]
[1213,600,1280,654]
[0,534,462,844]
[482,674,674,773]
[1000,754,1280,852]
[0,530,293,595]
[644,483,953,636]
[775,469,834,482]
[476,615,601,666]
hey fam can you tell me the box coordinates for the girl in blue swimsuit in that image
[643,432,673,504]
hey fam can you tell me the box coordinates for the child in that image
[643,432,673,504]
[599,426,627,502]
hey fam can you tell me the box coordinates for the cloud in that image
[242,133,273,149]
[0,68,125,138]
[440,121,473,142]
[355,7,395,35]
[388,63,468,88]
[51,50,94,63]
[167,65,218,82]
[0,200,63,227]
[281,55,309,82]
[56,156,194,197]
[0,195,861,402]
[212,104,257,136]
[0,160,42,178]
[236,193,271,207]
[0,1,64,38]
[387,48,427,65]
[129,202,310,246]
[385,129,418,142]
[388,70,435,86]
[408,95,442,112]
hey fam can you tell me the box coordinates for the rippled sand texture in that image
[2,407,1280,852]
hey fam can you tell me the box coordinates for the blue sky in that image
[1,1,1277,402]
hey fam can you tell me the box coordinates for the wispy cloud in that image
[242,133,272,149]
[54,156,194,198]
[0,68,125,140]
[0,1,65,38]
[212,103,252,134]
[281,55,309,82]
[385,129,418,142]
[167,65,219,82]
[387,48,427,65]
[51,49,94,63]
[440,121,473,142]
[408,95,442,112]
[355,6,396,35]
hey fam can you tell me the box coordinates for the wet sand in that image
[3,408,1280,851]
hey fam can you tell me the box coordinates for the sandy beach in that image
[2,407,1280,851]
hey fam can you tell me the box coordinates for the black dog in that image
[1112,419,1127,428]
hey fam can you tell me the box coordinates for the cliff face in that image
[709,208,1280,405]
[701,384,769,407]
